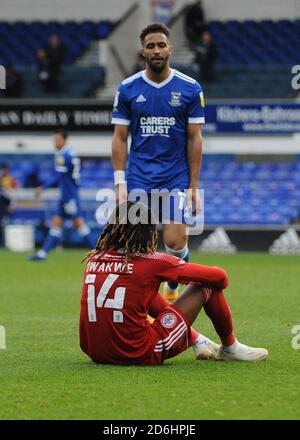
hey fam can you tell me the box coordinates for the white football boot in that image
[193,336,220,360]
[217,342,268,362]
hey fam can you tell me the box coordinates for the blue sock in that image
[84,233,94,249]
[166,245,189,291]
[43,227,62,254]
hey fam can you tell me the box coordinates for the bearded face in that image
[141,33,172,73]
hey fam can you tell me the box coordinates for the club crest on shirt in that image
[56,156,65,165]
[161,312,177,328]
[200,91,205,108]
[169,91,182,107]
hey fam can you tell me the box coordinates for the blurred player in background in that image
[0,186,12,246]
[0,163,18,189]
[29,129,94,261]
[80,201,268,365]
[111,23,205,302]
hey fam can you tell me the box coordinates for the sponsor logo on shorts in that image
[161,313,177,328]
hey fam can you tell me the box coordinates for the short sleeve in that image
[111,84,131,126]
[155,253,187,283]
[187,82,205,124]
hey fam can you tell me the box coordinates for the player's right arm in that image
[112,125,129,205]
[35,172,59,196]
[175,262,228,290]
[111,84,131,205]
[156,256,228,291]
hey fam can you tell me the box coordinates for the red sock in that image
[204,290,236,346]
[190,327,199,345]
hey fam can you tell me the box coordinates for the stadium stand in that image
[0,4,299,248]
[174,64,292,99]
[0,18,296,98]
[16,65,105,98]
[0,20,113,65]
[0,20,113,97]
[2,155,300,232]
[173,19,298,98]
[208,19,300,67]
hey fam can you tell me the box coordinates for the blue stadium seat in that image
[0,19,113,71]
[1,159,299,230]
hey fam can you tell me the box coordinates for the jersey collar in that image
[56,145,68,154]
[142,68,174,88]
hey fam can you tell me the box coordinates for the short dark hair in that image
[140,23,170,44]
[54,128,68,140]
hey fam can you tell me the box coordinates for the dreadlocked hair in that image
[82,201,158,269]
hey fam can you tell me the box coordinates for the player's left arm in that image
[37,173,59,192]
[187,123,203,214]
[186,83,205,215]
[68,153,81,183]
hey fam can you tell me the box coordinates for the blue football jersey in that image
[43,147,80,201]
[112,68,205,192]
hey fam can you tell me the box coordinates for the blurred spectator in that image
[132,52,146,74]
[0,163,18,190]
[194,31,218,82]
[44,34,65,90]
[1,65,23,98]
[37,48,52,92]
[185,0,206,48]
[0,187,12,246]
[37,35,65,92]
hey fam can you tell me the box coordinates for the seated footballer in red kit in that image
[80,201,268,365]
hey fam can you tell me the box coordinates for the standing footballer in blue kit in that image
[29,129,94,261]
[111,23,205,301]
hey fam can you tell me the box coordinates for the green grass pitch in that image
[0,249,299,420]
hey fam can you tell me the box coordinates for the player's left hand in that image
[115,183,128,205]
[187,187,202,215]
[34,186,43,197]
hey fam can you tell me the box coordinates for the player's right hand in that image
[115,183,128,205]
[187,187,202,216]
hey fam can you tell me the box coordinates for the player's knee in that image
[213,267,229,289]
[77,223,91,237]
[74,217,84,228]
[52,217,63,227]
[164,238,187,250]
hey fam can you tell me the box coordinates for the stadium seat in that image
[1,158,300,229]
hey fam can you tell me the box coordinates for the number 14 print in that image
[85,274,126,323]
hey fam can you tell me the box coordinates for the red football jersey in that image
[79,250,228,365]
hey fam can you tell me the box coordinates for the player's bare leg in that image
[174,285,268,362]
[73,217,94,249]
[29,215,63,261]
[162,222,189,302]
[149,291,219,359]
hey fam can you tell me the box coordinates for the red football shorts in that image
[150,305,198,365]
